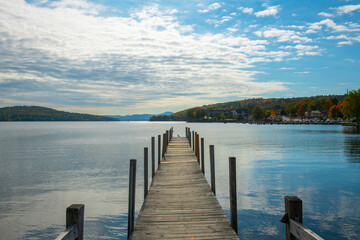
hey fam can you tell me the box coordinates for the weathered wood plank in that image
[289,220,324,240]
[55,225,78,240]
[130,137,239,240]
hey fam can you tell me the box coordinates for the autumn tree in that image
[251,106,264,121]
[329,104,343,119]
[342,89,360,122]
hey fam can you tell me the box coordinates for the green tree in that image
[219,113,226,121]
[342,89,360,122]
[265,110,271,118]
[251,106,264,121]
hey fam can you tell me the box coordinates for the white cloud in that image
[280,44,321,56]
[257,28,312,43]
[238,7,253,14]
[335,4,360,15]
[326,34,360,45]
[307,19,360,33]
[198,2,221,13]
[0,0,289,112]
[255,4,280,17]
[227,27,238,32]
[318,12,334,18]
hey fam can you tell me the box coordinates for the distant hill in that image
[150,94,346,121]
[107,111,173,121]
[0,106,119,121]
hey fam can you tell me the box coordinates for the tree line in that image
[0,106,119,121]
[151,89,360,123]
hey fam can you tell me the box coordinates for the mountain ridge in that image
[0,106,119,121]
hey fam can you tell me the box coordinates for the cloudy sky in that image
[0,0,359,115]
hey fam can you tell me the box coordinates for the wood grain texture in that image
[131,137,239,240]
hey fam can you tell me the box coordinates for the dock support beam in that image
[192,131,195,151]
[201,138,205,175]
[209,145,216,195]
[128,159,137,239]
[151,137,155,179]
[66,204,84,240]
[144,148,148,199]
[284,196,302,240]
[158,135,161,166]
[229,157,238,234]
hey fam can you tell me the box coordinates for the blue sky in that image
[0,0,359,114]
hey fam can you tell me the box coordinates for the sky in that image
[0,0,359,115]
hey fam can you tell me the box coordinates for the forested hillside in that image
[0,106,119,121]
[151,89,360,123]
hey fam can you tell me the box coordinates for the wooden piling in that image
[151,137,155,179]
[201,137,205,175]
[128,159,137,239]
[196,133,200,163]
[162,133,165,157]
[209,145,216,195]
[188,128,191,146]
[284,196,302,240]
[229,157,238,234]
[157,135,161,166]
[144,148,148,199]
[66,204,84,240]
[192,131,194,151]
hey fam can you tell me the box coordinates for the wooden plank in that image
[290,219,324,240]
[131,137,239,240]
[55,225,78,240]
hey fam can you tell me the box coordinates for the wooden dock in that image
[130,137,239,239]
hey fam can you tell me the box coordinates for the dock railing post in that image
[144,148,148,199]
[209,145,216,195]
[284,196,302,240]
[162,133,165,157]
[151,137,155,179]
[196,133,200,163]
[201,138,205,174]
[188,128,191,146]
[166,130,169,145]
[158,135,161,166]
[66,204,85,240]
[192,131,194,151]
[229,157,238,234]
[128,159,137,239]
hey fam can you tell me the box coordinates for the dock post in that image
[192,131,194,151]
[284,196,303,240]
[209,145,216,195]
[188,128,191,146]
[166,130,169,145]
[66,204,85,240]
[144,148,148,199]
[158,135,161,166]
[185,127,188,139]
[151,137,155,179]
[128,159,137,239]
[201,138,205,174]
[162,133,165,157]
[196,133,200,163]
[229,157,238,234]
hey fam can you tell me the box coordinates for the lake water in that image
[0,122,359,239]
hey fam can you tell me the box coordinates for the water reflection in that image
[343,126,360,134]
[344,137,360,163]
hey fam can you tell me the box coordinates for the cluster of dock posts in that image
[55,126,324,240]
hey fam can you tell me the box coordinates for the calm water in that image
[0,122,359,239]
